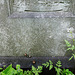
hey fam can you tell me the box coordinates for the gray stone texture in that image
[13,0,72,12]
[0,0,75,56]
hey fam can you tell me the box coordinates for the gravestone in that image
[0,0,75,69]
[0,0,74,57]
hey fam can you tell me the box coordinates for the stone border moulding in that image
[6,0,75,18]
[0,56,75,69]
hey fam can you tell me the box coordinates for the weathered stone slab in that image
[0,0,74,57]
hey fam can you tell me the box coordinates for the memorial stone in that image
[0,0,75,57]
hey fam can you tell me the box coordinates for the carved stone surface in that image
[6,0,75,18]
[12,0,72,12]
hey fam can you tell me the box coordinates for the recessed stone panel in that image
[6,0,75,18]
[12,0,72,12]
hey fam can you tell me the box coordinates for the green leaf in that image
[2,64,12,74]
[46,62,49,68]
[37,66,43,71]
[57,61,61,65]
[49,65,53,70]
[32,66,36,71]
[49,60,53,65]
[71,45,75,51]
[0,72,6,75]
[24,71,27,74]
[69,56,73,61]
[35,72,39,75]
[2,64,16,75]
[16,64,20,69]
[42,63,46,66]
[67,48,72,51]
[0,68,3,70]
[56,61,62,68]
[73,54,75,59]
[32,66,42,75]
[42,62,49,68]
[54,67,62,75]
[65,40,71,47]
[27,70,33,75]
[56,64,62,67]
[13,70,17,74]
[67,45,75,51]
[62,69,74,75]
